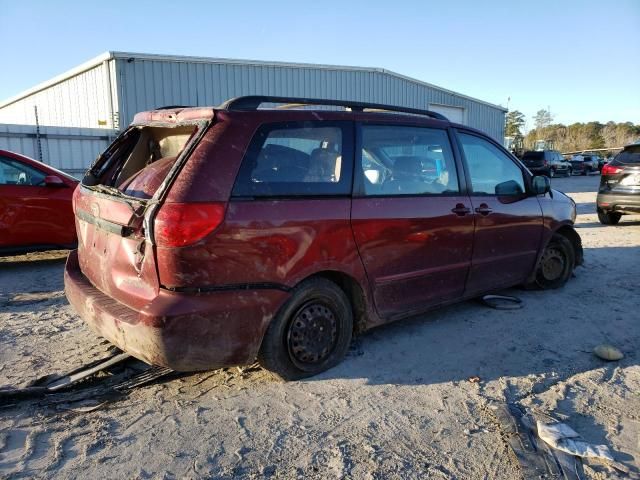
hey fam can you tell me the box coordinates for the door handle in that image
[475,203,492,216]
[451,204,471,216]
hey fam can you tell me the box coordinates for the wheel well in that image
[304,271,368,333]
[555,225,584,266]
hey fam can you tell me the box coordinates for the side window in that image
[232,123,352,197]
[0,157,46,186]
[358,125,459,196]
[458,132,525,195]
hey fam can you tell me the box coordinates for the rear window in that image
[522,152,544,160]
[86,125,198,195]
[232,121,353,197]
[614,145,640,165]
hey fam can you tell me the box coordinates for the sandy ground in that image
[0,175,638,479]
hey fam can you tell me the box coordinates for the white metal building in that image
[0,51,507,174]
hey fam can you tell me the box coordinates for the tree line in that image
[505,109,639,153]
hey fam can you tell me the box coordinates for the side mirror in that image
[495,179,524,197]
[44,175,66,187]
[531,175,551,196]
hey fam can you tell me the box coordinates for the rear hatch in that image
[600,145,640,195]
[73,109,213,310]
[522,151,545,168]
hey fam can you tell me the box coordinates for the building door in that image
[428,104,465,124]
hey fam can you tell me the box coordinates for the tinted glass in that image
[522,152,544,160]
[458,133,525,195]
[0,157,46,186]
[359,126,459,196]
[233,123,352,197]
[614,145,640,164]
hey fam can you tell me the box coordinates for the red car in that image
[0,149,78,255]
[65,97,583,380]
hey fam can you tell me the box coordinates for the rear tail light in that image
[601,164,624,175]
[72,184,81,214]
[154,202,226,247]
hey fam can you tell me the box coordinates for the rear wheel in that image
[597,209,621,225]
[258,278,353,381]
[530,234,575,289]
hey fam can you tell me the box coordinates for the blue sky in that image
[1,0,638,129]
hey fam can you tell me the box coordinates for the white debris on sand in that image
[0,176,638,479]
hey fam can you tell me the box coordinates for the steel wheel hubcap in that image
[288,303,338,364]
[541,246,565,280]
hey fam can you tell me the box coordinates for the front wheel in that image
[529,234,575,290]
[597,209,621,225]
[258,278,353,381]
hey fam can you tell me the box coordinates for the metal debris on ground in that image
[536,421,613,461]
[0,351,176,408]
[489,402,586,480]
[480,294,524,310]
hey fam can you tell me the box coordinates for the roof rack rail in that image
[156,105,192,110]
[220,96,448,121]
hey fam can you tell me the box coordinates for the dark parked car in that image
[64,96,583,380]
[521,150,571,177]
[570,154,599,175]
[0,149,78,255]
[596,143,640,224]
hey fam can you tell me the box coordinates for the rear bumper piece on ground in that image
[596,192,640,213]
[64,250,290,371]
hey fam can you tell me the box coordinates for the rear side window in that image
[457,132,525,195]
[232,122,353,197]
[357,125,459,196]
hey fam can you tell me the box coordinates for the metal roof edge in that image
[111,52,506,112]
[1,51,507,113]
[378,68,508,112]
[0,52,114,109]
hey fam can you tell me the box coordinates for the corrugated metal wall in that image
[0,62,116,130]
[116,58,505,141]
[0,124,116,177]
[0,53,505,141]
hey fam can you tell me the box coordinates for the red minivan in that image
[64,97,583,380]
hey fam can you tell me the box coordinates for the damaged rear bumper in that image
[64,250,289,371]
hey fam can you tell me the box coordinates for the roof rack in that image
[220,96,448,121]
[156,105,192,110]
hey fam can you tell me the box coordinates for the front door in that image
[0,156,74,248]
[351,124,474,321]
[455,131,544,296]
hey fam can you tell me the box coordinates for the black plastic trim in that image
[221,95,449,121]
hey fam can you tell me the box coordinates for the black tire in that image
[597,209,621,225]
[258,278,353,381]
[530,234,575,290]
[581,168,587,176]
